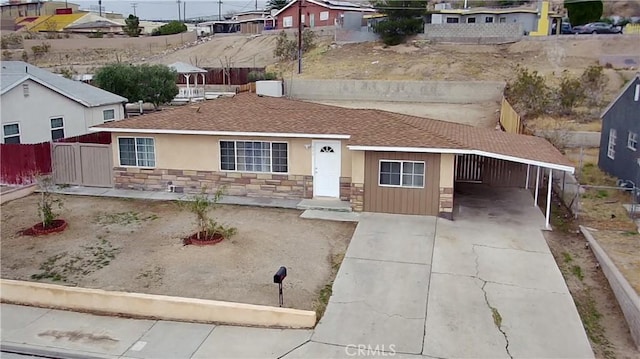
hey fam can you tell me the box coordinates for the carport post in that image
[534,166,540,207]
[546,169,553,229]
[525,164,530,189]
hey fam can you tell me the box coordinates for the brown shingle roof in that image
[96,93,573,170]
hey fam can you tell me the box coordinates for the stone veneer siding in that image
[114,167,314,199]
[439,187,454,220]
[350,183,364,212]
[340,177,352,202]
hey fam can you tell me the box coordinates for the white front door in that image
[313,140,341,197]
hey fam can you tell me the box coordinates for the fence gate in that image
[456,154,484,182]
[52,143,112,187]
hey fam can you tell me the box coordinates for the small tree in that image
[94,63,139,103]
[267,0,289,10]
[37,176,63,229]
[372,0,425,46]
[124,14,142,37]
[137,64,179,109]
[273,30,316,62]
[180,187,237,241]
[564,0,604,26]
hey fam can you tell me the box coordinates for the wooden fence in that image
[499,97,523,134]
[238,82,257,93]
[55,132,111,144]
[177,67,265,85]
[0,143,51,185]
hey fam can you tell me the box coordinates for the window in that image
[467,17,476,23]
[608,129,617,159]
[628,132,638,151]
[219,141,288,173]
[103,109,115,122]
[22,83,29,97]
[446,17,459,23]
[118,137,155,167]
[3,123,20,144]
[499,17,506,23]
[485,17,494,23]
[379,160,425,188]
[320,11,329,21]
[635,84,639,102]
[283,16,293,28]
[50,117,64,140]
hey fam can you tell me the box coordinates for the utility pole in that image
[218,0,223,21]
[177,0,181,21]
[98,0,102,16]
[183,1,186,21]
[255,0,257,11]
[131,3,138,17]
[297,0,303,74]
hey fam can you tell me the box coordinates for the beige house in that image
[93,94,573,222]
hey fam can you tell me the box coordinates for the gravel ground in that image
[0,195,355,311]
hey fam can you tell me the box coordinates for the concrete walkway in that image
[1,185,594,358]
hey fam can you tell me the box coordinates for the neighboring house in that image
[598,73,640,183]
[0,61,127,144]
[198,10,275,34]
[1,0,79,31]
[64,19,123,34]
[16,11,121,32]
[273,0,375,30]
[430,1,559,35]
[93,93,573,223]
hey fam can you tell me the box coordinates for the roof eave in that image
[90,127,351,139]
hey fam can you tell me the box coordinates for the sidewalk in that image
[1,304,312,359]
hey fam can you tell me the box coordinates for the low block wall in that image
[422,23,523,43]
[0,184,37,205]
[285,79,505,103]
[24,31,197,54]
[0,279,316,328]
[580,227,640,350]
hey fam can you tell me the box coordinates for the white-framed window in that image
[320,11,329,21]
[103,109,115,122]
[283,16,293,28]
[220,140,288,173]
[628,132,638,151]
[635,84,639,102]
[446,17,459,23]
[379,160,425,188]
[50,117,64,140]
[3,123,20,144]
[22,83,29,97]
[118,137,155,167]
[608,128,617,159]
[485,16,494,23]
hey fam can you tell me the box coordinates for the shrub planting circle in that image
[30,219,68,236]
[183,231,224,246]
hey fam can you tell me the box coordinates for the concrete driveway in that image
[286,184,594,358]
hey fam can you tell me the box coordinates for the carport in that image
[454,151,575,229]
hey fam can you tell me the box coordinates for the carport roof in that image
[93,93,574,172]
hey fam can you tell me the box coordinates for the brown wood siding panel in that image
[364,152,441,215]
[79,144,112,187]
[52,144,79,185]
[482,157,527,187]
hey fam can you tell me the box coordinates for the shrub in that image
[31,42,50,57]
[374,18,423,46]
[88,31,104,38]
[247,71,279,82]
[37,176,64,229]
[580,65,608,107]
[152,21,187,36]
[555,71,584,115]
[179,187,237,241]
[273,30,316,62]
[504,67,550,117]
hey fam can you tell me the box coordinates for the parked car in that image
[552,22,573,34]
[572,22,622,34]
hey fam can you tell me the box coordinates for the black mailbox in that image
[273,266,287,284]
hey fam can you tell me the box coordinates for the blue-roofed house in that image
[0,61,127,144]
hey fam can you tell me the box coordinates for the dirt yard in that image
[0,195,355,311]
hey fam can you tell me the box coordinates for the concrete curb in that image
[579,226,640,350]
[0,184,37,205]
[0,279,316,329]
[1,343,111,359]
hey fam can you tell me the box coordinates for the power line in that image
[131,2,138,16]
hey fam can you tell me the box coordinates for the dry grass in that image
[579,188,637,231]
[565,148,600,168]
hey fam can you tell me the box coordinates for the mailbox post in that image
[273,266,287,307]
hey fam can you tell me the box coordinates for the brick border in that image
[439,187,454,220]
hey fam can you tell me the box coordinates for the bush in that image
[374,18,423,46]
[504,67,550,117]
[31,42,50,57]
[555,71,584,115]
[152,21,187,36]
[273,30,316,62]
[88,31,104,38]
[580,65,608,107]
